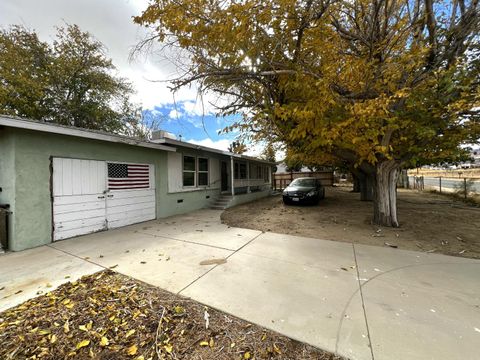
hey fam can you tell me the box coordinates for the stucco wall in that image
[4,128,223,251]
[0,128,16,248]
[229,189,272,207]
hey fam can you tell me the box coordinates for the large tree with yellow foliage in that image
[135,0,480,227]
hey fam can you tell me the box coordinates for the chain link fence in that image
[408,175,480,201]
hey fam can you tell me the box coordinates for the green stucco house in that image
[0,116,274,251]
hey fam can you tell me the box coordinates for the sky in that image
[0,0,271,157]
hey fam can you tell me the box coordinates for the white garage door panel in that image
[53,193,104,205]
[106,199,155,213]
[53,200,105,214]
[54,208,107,223]
[106,188,155,227]
[107,200,155,212]
[53,158,107,240]
[107,208,156,229]
[54,221,106,241]
[107,202,156,216]
[106,195,153,207]
[108,188,154,199]
[53,158,105,196]
[55,216,107,232]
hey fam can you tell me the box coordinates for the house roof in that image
[152,137,275,165]
[0,115,175,152]
[0,115,275,164]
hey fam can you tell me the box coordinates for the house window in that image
[183,156,196,186]
[198,157,209,186]
[257,165,262,179]
[264,166,270,182]
[234,162,247,179]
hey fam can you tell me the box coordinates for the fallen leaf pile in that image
[0,270,343,360]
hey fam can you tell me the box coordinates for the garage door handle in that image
[107,195,114,198]
[98,195,105,199]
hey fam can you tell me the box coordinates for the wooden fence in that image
[273,171,334,190]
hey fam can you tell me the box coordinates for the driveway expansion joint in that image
[134,230,242,252]
[352,243,375,360]
[47,244,110,271]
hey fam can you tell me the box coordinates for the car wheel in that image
[320,188,325,199]
[283,197,290,205]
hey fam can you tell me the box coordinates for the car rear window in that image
[290,178,316,187]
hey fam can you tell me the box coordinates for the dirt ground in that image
[0,270,341,360]
[222,187,480,259]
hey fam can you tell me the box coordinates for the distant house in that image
[0,116,274,251]
[471,149,480,167]
[275,162,312,174]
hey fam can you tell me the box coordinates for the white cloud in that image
[186,138,231,152]
[168,109,182,119]
[185,137,284,161]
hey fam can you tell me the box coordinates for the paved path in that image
[1,209,479,360]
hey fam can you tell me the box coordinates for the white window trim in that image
[197,157,209,186]
[182,155,196,188]
[182,154,210,188]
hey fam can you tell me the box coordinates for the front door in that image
[221,161,228,191]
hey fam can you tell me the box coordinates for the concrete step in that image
[210,195,233,210]
[210,205,226,210]
[213,200,231,205]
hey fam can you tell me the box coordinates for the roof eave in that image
[0,115,176,152]
[153,138,275,164]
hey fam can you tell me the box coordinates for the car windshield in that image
[290,178,316,187]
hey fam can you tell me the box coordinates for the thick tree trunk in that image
[373,160,400,227]
[359,173,374,201]
[350,169,373,200]
[352,173,360,192]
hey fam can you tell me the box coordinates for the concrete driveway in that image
[1,209,479,360]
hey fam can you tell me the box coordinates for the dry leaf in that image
[76,339,90,350]
[100,337,109,346]
[174,306,185,314]
[244,351,251,359]
[164,344,173,353]
[127,344,138,356]
[126,329,135,338]
[199,341,209,346]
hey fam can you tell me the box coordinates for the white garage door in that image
[105,162,156,229]
[52,158,156,241]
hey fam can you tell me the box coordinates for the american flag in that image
[107,163,150,190]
